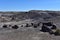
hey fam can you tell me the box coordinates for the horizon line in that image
[0,9,60,12]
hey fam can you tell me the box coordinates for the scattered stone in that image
[42,22,53,26]
[9,25,12,27]
[3,24,7,28]
[31,23,34,26]
[12,25,19,29]
[33,24,37,28]
[51,25,57,29]
[37,23,40,26]
[54,29,60,36]
[40,25,51,32]
[25,23,30,27]
[21,25,23,27]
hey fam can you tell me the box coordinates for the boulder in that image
[25,23,31,27]
[12,25,19,29]
[3,24,7,28]
[51,25,57,29]
[31,23,34,26]
[33,24,38,28]
[40,25,52,32]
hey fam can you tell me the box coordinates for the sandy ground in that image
[0,28,60,40]
[0,19,60,40]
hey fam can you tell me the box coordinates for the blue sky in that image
[0,0,60,11]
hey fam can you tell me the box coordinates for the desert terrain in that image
[0,10,60,40]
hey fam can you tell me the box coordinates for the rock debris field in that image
[0,20,59,40]
[0,10,60,40]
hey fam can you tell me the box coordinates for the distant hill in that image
[0,10,60,22]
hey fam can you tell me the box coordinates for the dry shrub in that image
[54,29,60,36]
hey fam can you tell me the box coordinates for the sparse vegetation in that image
[0,10,60,40]
[54,29,60,36]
